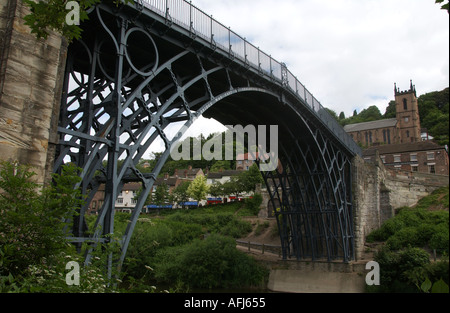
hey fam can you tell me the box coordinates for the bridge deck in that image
[133,0,361,157]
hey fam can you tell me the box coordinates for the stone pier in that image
[0,0,67,184]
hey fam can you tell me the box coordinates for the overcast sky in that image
[147,0,449,155]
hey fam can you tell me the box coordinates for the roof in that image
[207,170,242,179]
[174,167,203,177]
[363,141,446,156]
[236,152,260,160]
[344,118,397,133]
[154,177,179,187]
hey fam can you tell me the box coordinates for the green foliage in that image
[366,189,449,253]
[366,188,449,293]
[152,234,268,289]
[254,221,270,236]
[339,105,383,126]
[23,0,134,42]
[23,0,98,42]
[368,246,434,292]
[121,203,255,287]
[418,88,449,146]
[436,0,450,13]
[170,181,191,206]
[152,183,169,206]
[0,161,125,292]
[242,193,263,216]
[187,175,210,204]
[165,210,252,238]
[0,162,82,278]
[384,100,397,119]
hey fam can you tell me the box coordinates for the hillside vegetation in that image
[366,186,449,293]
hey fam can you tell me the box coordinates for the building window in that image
[369,132,373,144]
[429,164,436,174]
[410,154,417,162]
[404,117,409,123]
[394,155,401,163]
[403,98,407,110]
[406,130,410,138]
[117,198,123,204]
[427,152,435,160]
[131,198,137,204]
[411,165,418,172]
[383,130,387,143]
[387,129,391,144]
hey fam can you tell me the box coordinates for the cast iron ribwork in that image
[54,0,361,273]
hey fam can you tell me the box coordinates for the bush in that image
[0,161,122,293]
[429,223,449,253]
[370,246,431,293]
[152,234,268,289]
[0,162,82,278]
[124,221,174,279]
[242,194,263,216]
[367,205,449,250]
[366,217,405,242]
[386,227,421,250]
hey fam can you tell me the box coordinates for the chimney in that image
[164,172,169,180]
[174,169,178,177]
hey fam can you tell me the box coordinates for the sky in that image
[147,0,449,155]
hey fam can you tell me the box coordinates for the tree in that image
[152,183,169,206]
[435,0,449,13]
[170,181,191,208]
[384,100,396,119]
[210,160,232,172]
[23,0,134,42]
[339,112,346,121]
[187,176,210,206]
[325,108,339,121]
[238,163,264,194]
[0,162,83,278]
[209,182,225,198]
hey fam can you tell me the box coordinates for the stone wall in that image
[0,0,67,185]
[352,152,448,260]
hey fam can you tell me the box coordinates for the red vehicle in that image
[207,198,223,205]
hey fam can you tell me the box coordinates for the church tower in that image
[395,80,421,143]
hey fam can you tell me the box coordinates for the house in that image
[88,182,142,214]
[206,170,242,185]
[363,141,449,175]
[173,165,204,179]
[236,152,259,170]
[115,182,141,212]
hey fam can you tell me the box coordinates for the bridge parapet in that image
[140,0,361,156]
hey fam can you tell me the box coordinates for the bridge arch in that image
[54,2,357,269]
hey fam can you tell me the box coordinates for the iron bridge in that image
[54,0,362,272]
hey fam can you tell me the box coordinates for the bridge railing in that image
[139,0,361,155]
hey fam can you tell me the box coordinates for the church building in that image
[344,80,421,147]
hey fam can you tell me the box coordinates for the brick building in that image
[363,141,449,176]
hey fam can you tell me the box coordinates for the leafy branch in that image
[435,0,449,13]
[23,0,134,42]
